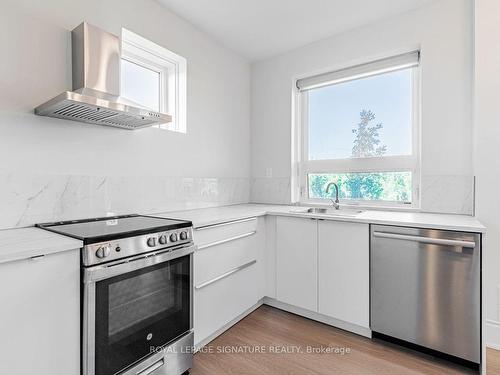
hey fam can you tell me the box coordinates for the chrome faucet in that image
[326,182,340,209]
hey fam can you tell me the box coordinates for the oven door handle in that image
[84,244,196,283]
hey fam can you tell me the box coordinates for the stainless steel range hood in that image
[35,22,171,130]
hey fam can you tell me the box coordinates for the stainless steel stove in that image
[37,214,194,375]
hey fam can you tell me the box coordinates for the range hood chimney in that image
[35,22,171,130]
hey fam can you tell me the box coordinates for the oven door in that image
[83,245,194,375]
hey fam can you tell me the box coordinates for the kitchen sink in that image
[291,207,364,217]
[307,208,329,214]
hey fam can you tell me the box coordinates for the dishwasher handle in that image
[372,231,476,249]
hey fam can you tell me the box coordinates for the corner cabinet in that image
[318,220,369,328]
[0,249,80,375]
[275,216,369,332]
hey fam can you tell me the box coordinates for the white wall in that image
[474,0,500,350]
[250,0,474,214]
[0,0,251,227]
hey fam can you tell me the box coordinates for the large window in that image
[296,52,420,207]
[121,28,187,132]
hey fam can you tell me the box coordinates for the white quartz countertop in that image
[157,204,272,228]
[157,204,486,233]
[0,203,485,265]
[0,227,83,264]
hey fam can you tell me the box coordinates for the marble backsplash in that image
[0,172,474,229]
[0,172,250,229]
[250,177,291,205]
[420,174,474,215]
[250,174,474,215]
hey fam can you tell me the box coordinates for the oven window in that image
[95,254,190,375]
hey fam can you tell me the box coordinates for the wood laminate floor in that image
[191,305,477,375]
[487,348,500,374]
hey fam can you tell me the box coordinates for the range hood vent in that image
[35,22,171,130]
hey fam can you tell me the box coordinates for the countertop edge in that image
[161,204,486,233]
[0,245,81,265]
[267,211,486,233]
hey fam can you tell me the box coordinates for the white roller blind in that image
[296,51,420,92]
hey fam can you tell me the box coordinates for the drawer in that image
[195,230,257,285]
[193,217,258,248]
[194,259,259,345]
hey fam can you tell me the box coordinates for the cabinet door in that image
[276,216,317,311]
[0,249,80,375]
[318,221,369,327]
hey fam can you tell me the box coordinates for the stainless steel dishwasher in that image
[370,225,481,364]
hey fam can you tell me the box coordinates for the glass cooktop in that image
[36,214,191,244]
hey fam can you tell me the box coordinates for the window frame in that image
[295,58,421,209]
[121,28,187,133]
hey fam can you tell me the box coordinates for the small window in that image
[296,52,420,207]
[121,28,187,133]
[121,59,161,112]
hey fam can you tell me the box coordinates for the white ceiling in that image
[156,0,437,61]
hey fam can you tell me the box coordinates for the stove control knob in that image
[159,235,167,245]
[147,237,157,247]
[180,231,188,241]
[169,233,178,242]
[96,246,111,259]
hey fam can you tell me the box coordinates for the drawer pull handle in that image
[136,359,164,375]
[195,217,257,231]
[197,231,256,251]
[372,231,476,248]
[195,260,257,290]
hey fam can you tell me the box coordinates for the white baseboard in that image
[263,297,372,338]
[485,319,500,350]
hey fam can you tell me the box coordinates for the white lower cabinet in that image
[276,216,317,311]
[194,260,259,345]
[193,217,265,346]
[318,220,370,328]
[0,249,80,375]
[274,216,370,332]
